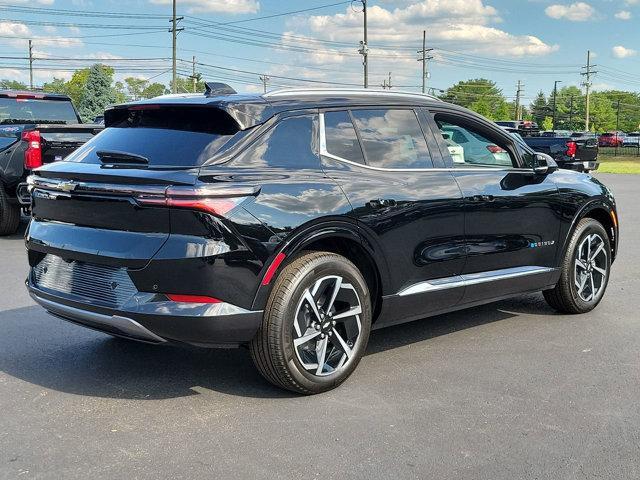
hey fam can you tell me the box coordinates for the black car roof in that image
[107,88,444,130]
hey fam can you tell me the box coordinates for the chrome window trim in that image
[318,113,533,174]
[397,266,557,297]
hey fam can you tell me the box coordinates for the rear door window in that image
[350,109,433,169]
[65,106,239,167]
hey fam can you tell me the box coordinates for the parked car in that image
[441,132,465,163]
[25,86,619,394]
[521,132,599,172]
[598,131,624,147]
[623,132,640,147]
[0,90,101,235]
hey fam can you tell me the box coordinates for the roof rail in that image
[263,87,441,102]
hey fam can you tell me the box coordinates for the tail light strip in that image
[22,130,43,169]
[26,176,259,216]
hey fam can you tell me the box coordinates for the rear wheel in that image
[250,251,372,394]
[0,184,20,236]
[544,218,611,313]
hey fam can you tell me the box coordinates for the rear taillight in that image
[21,130,43,169]
[566,141,577,157]
[135,184,260,217]
[486,145,506,154]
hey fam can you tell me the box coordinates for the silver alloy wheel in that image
[292,275,363,377]
[574,233,608,302]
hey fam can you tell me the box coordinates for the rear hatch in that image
[28,104,241,268]
[39,125,99,164]
[575,137,598,162]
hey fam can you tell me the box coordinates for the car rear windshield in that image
[65,106,240,167]
[0,98,79,124]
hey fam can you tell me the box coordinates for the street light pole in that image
[360,0,368,88]
[552,80,562,131]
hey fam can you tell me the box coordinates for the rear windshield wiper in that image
[97,150,149,165]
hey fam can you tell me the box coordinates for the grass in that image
[596,155,640,174]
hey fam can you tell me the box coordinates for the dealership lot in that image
[1,173,638,479]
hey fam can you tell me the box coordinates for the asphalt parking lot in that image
[1,173,638,479]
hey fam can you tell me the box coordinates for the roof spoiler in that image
[204,82,237,96]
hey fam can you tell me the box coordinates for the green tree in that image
[553,86,584,131]
[0,79,28,89]
[42,77,69,96]
[542,116,554,131]
[123,77,148,100]
[141,82,167,98]
[442,79,509,120]
[594,90,640,132]
[530,91,549,125]
[589,94,617,132]
[169,76,205,94]
[77,64,116,123]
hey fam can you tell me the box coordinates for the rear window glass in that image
[0,98,78,124]
[66,106,239,167]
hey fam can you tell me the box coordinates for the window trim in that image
[319,110,529,173]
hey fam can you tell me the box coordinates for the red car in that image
[598,131,624,147]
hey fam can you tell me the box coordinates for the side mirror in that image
[533,153,558,175]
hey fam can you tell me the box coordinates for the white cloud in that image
[149,0,259,14]
[612,45,637,58]
[614,10,632,20]
[0,21,83,49]
[545,2,596,21]
[297,1,557,58]
[624,0,639,5]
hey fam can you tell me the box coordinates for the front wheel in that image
[250,251,372,394]
[544,218,611,314]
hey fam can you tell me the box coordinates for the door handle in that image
[468,195,495,202]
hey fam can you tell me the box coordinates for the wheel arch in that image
[251,220,389,322]
[560,199,618,265]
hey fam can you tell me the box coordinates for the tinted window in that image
[66,106,238,167]
[351,109,432,169]
[435,116,515,168]
[234,114,320,169]
[0,98,78,124]
[323,110,365,164]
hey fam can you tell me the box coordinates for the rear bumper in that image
[558,160,599,172]
[27,282,263,347]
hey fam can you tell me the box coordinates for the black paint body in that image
[25,91,619,346]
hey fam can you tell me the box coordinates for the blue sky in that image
[0,0,639,105]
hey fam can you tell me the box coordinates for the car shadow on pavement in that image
[0,293,556,400]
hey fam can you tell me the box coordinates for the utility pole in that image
[552,80,562,131]
[191,56,196,92]
[28,39,33,90]
[259,75,269,93]
[169,0,184,94]
[357,0,368,88]
[417,30,434,94]
[514,80,524,120]
[581,50,597,131]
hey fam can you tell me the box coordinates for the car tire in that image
[0,184,20,236]
[249,251,372,394]
[543,218,611,314]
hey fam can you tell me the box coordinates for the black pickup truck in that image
[520,132,599,173]
[0,90,101,235]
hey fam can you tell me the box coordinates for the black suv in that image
[25,86,618,394]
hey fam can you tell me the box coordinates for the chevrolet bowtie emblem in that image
[58,181,78,192]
